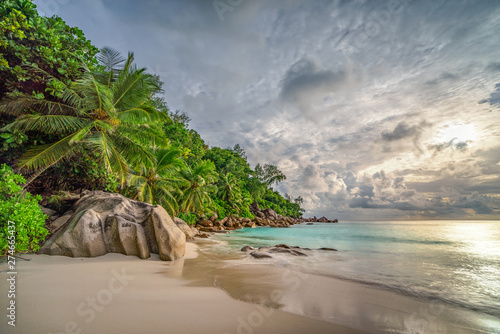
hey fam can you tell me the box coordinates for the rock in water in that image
[39,191,185,261]
[250,251,272,259]
[318,247,338,251]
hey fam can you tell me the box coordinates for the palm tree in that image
[217,172,243,211]
[0,48,167,185]
[128,147,185,216]
[178,160,218,216]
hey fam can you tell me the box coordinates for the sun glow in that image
[436,123,478,143]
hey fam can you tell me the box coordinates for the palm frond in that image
[117,107,154,124]
[112,68,147,108]
[85,132,130,184]
[69,121,97,144]
[0,93,77,116]
[110,134,156,169]
[75,72,114,116]
[156,147,184,176]
[122,52,135,73]
[116,125,170,148]
[2,114,91,134]
[97,47,125,78]
[18,133,79,171]
[156,186,179,216]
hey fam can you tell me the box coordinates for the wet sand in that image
[171,241,500,334]
[0,243,366,334]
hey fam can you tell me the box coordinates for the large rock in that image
[190,226,199,236]
[262,208,277,219]
[174,217,195,240]
[198,218,213,227]
[39,191,186,261]
[50,213,72,229]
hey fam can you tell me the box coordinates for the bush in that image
[0,164,48,254]
[177,212,197,225]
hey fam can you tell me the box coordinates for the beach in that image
[2,235,498,334]
[0,242,366,334]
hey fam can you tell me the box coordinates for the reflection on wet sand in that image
[162,240,500,334]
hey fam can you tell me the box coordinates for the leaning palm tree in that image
[178,160,218,216]
[0,48,167,185]
[128,147,185,216]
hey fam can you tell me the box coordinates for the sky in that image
[33,0,500,220]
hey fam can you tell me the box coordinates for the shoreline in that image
[193,237,500,334]
[0,242,366,334]
[1,232,499,334]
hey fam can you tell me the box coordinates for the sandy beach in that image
[0,243,367,334]
[1,239,498,334]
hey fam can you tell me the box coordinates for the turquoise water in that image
[214,220,500,319]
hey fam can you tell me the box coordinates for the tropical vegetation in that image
[0,164,48,254]
[0,0,304,253]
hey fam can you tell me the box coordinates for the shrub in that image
[177,212,197,225]
[0,164,48,254]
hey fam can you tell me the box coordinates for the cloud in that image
[486,62,500,71]
[279,58,363,120]
[381,121,430,142]
[424,72,459,86]
[479,82,500,108]
[428,139,470,153]
[36,0,500,220]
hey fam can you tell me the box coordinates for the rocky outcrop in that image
[39,191,186,261]
[248,202,303,228]
[298,216,339,223]
[198,218,213,227]
[190,202,338,234]
[241,244,337,259]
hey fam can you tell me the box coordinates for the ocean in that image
[209,220,500,332]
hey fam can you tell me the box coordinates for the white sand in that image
[0,243,366,334]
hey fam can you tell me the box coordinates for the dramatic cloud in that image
[36,0,500,220]
[381,121,430,142]
[480,83,500,108]
[280,59,363,119]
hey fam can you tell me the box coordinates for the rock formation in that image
[39,191,186,261]
[240,244,338,259]
[174,217,196,241]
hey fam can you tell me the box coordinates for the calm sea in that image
[212,220,500,322]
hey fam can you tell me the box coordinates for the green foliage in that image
[257,189,304,218]
[128,147,185,216]
[52,149,119,192]
[254,163,287,186]
[162,113,207,166]
[47,190,69,210]
[0,0,99,99]
[204,146,251,181]
[204,144,303,218]
[0,48,168,185]
[178,160,218,217]
[0,164,48,254]
[177,212,197,225]
[210,198,227,220]
[0,129,27,151]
